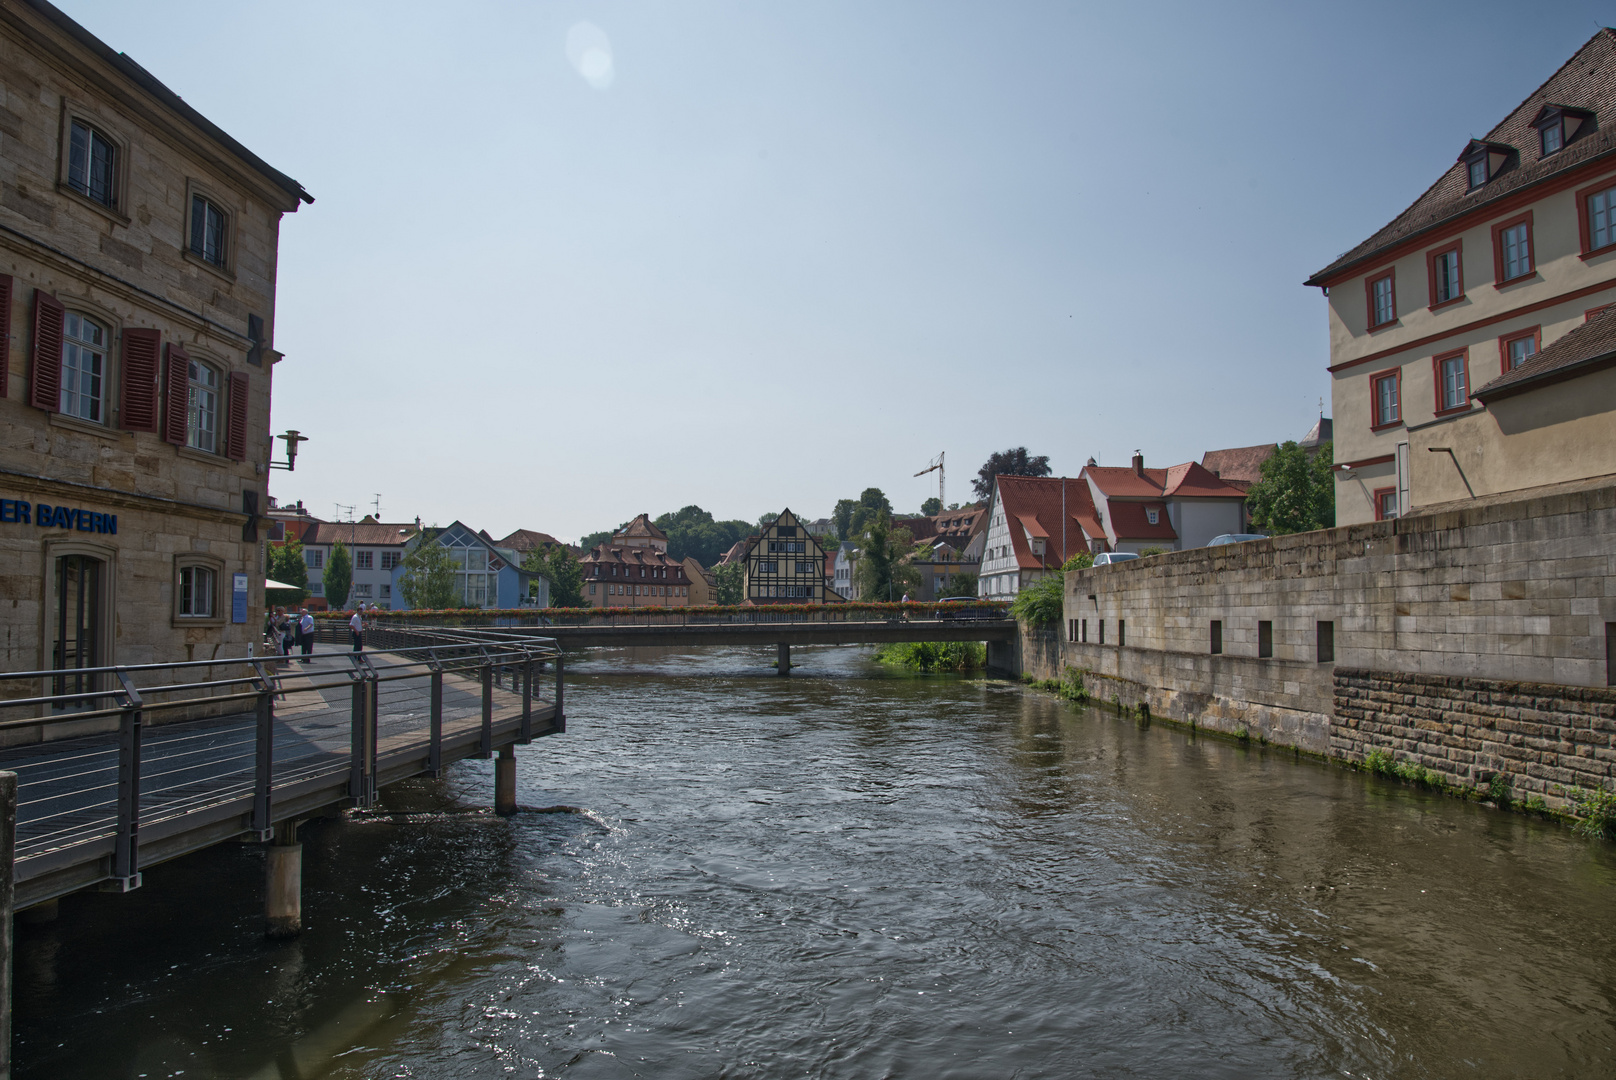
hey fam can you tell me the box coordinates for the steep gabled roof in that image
[1308,28,1616,285]
[1475,304,1616,400]
[499,529,566,553]
[302,521,419,547]
[617,514,668,541]
[1201,444,1277,485]
[1107,502,1177,541]
[993,476,1102,570]
[1086,462,1246,500]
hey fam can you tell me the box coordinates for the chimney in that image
[1132,450,1144,477]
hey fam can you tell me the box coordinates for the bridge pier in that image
[495,744,517,815]
[265,819,302,940]
[776,643,790,676]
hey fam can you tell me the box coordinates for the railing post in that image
[250,660,275,840]
[520,652,533,744]
[348,654,377,807]
[479,652,493,759]
[554,652,565,733]
[427,650,444,778]
[0,769,15,1080]
[110,669,143,891]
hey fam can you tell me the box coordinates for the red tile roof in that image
[1107,502,1177,541]
[303,521,419,546]
[1475,303,1616,400]
[1200,444,1277,486]
[1308,29,1616,286]
[1086,461,1246,500]
[993,476,1103,571]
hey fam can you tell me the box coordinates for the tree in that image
[973,448,1051,501]
[848,487,892,540]
[398,539,460,610]
[1060,551,1093,572]
[652,506,753,566]
[266,537,309,608]
[756,511,779,530]
[832,499,857,542]
[1246,440,1334,535]
[713,561,744,605]
[854,513,922,601]
[523,546,586,607]
[937,570,978,598]
[578,528,617,553]
[920,496,942,516]
[323,540,353,609]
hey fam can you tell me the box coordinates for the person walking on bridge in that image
[298,608,315,662]
[349,606,365,653]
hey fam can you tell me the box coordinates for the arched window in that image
[67,120,118,208]
[187,359,219,453]
[61,312,107,422]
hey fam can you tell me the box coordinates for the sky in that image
[60,0,1616,541]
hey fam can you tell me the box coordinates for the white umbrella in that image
[265,578,299,590]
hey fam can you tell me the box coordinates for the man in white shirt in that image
[297,609,315,662]
[349,607,364,653]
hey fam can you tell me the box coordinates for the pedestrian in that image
[298,608,315,661]
[900,591,910,604]
[279,608,295,658]
[349,606,364,653]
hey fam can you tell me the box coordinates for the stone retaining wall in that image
[1333,668,1616,805]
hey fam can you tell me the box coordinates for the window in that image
[1542,121,1563,155]
[67,120,117,208]
[1428,244,1463,307]
[1098,620,1106,646]
[186,359,219,453]
[1118,619,1126,647]
[356,551,374,570]
[381,552,401,570]
[1145,508,1159,525]
[1581,179,1616,255]
[1493,214,1534,283]
[60,312,107,422]
[1316,621,1335,663]
[189,195,227,267]
[795,561,814,574]
[353,583,373,598]
[178,565,215,617]
[777,526,797,537]
[759,561,777,573]
[1257,620,1273,659]
[1435,350,1469,413]
[1210,620,1222,655]
[1500,328,1539,373]
[1080,619,1088,643]
[306,548,324,569]
[1367,271,1396,328]
[1374,487,1398,521]
[380,584,391,598]
[1467,156,1488,189]
[1371,370,1401,428]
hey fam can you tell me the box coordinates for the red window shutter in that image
[162,342,190,446]
[0,273,12,398]
[226,370,249,461]
[119,328,162,432]
[28,288,64,412]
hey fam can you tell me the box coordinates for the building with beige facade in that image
[742,509,829,604]
[0,2,310,678]
[1308,29,1616,523]
[580,514,695,608]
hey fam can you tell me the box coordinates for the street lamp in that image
[270,430,309,472]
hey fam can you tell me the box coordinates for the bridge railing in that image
[338,601,1013,632]
[0,628,563,895]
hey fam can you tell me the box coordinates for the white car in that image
[1091,552,1140,566]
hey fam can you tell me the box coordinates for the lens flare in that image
[566,22,615,90]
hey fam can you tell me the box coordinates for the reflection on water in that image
[13,644,1616,1078]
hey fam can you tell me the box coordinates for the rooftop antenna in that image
[372,493,383,519]
[334,502,354,523]
[914,451,944,510]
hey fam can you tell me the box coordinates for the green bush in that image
[872,640,985,673]
[1010,574,1064,626]
[1568,785,1616,840]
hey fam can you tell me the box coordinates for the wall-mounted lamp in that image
[270,429,309,472]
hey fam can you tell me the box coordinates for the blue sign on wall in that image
[1,498,116,533]
[232,572,249,624]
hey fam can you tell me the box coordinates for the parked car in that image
[1207,533,1268,547]
[1092,552,1140,565]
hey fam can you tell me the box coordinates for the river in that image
[12,645,1616,1079]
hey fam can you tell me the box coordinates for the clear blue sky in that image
[64,0,1616,540]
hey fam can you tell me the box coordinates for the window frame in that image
[58,109,129,222]
[1364,268,1397,330]
[1575,175,1616,259]
[173,554,226,627]
[1432,348,1471,416]
[1498,326,1541,375]
[184,355,222,455]
[1426,241,1464,310]
[1373,487,1398,522]
[1369,369,1402,431]
[1491,211,1536,286]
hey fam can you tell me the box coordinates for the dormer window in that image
[1146,508,1159,525]
[1531,104,1595,159]
[1459,139,1512,191]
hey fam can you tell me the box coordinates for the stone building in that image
[580,514,694,608]
[0,2,311,677]
[1308,29,1616,524]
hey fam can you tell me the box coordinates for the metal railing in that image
[0,627,562,895]
[339,602,1014,632]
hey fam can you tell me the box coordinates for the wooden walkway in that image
[0,645,560,909]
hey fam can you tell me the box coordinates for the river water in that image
[13,645,1616,1079]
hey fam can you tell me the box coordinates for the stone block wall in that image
[1333,668,1616,806]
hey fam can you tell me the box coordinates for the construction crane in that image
[914,452,944,511]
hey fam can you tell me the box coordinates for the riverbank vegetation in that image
[871,641,985,673]
[1010,552,1093,625]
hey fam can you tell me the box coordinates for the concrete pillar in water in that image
[776,642,790,676]
[495,744,517,816]
[265,818,302,940]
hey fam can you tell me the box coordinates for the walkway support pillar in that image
[495,744,517,816]
[776,642,790,675]
[0,771,15,1080]
[265,818,302,940]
